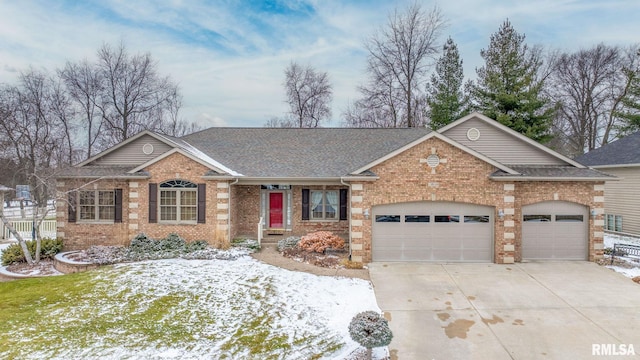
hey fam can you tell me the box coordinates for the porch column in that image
[128,181,140,238]
[591,183,605,261]
[350,183,365,263]
[216,182,230,245]
[500,183,515,264]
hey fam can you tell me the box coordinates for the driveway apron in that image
[369,262,640,360]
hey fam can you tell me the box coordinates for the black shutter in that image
[302,188,310,220]
[114,189,123,223]
[149,183,157,223]
[339,188,348,220]
[197,183,206,224]
[68,192,76,223]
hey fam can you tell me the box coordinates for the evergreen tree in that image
[617,55,640,133]
[426,37,470,129]
[474,19,553,142]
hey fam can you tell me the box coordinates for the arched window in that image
[159,180,197,223]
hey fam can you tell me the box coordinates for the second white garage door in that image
[372,202,494,262]
[522,201,588,260]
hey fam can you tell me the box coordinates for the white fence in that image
[1,219,57,240]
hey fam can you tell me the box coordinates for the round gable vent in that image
[467,127,480,141]
[142,143,154,155]
[426,154,440,168]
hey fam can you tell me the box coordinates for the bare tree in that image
[282,62,332,128]
[0,70,73,264]
[153,91,202,137]
[59,59,103,159]
[548,44,639,155]
[350,2,446,128]
[94,42,182,146]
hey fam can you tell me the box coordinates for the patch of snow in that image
[606,265,640,278]
[604,233,640,278]
[604,233,640,248]
[7,257,384,359]
[158,134,243,177]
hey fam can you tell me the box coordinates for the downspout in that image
[228,178,239,244]
[340,177,352,260]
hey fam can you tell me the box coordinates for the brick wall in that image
[57,153,232,250]
[230,185,349,240]
[56,178,130,250]
[348,137,601,264]
[231,185,261,238]
[291,185,349,237]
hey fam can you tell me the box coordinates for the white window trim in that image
[159,182,198,224]
[310,190,339,221]
[78,190,115,223]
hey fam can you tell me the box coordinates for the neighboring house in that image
[56,112,613,264]
[575,131,640,236]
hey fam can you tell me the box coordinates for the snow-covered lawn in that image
[604,233,640,278]
[0,256,383,359]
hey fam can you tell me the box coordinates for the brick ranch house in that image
[56,112,614,264]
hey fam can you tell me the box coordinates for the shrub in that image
[231,238,260,251]
[1,238,64,265]
[298,231,345,253]
[277,236,301,252]
[128,233,157,253]
[126,233,212,261]
[348,311,393,359]
[160,233,187,251]
[186,240,209,252]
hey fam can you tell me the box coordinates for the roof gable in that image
[575,131,640,167]
[78,131,174,167]
[350,131,519,175]
[438,112,585,168]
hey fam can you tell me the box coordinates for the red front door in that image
[269,192,284,228]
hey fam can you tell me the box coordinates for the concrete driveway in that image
[369,262,640,360]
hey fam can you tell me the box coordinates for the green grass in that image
[0,263,345,359]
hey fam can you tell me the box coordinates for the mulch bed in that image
[6,259,60,276]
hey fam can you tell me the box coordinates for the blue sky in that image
[1,0,638,128]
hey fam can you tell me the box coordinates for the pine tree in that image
[426,37,471,130]
[474,19,553,142]
[617,58,640,133]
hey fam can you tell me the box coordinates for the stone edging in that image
[54,251,100,274]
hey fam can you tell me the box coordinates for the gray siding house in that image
[576,132,640,236]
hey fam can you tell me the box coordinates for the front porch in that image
[230,184,350,241]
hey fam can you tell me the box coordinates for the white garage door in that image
[372,202,494,262]
[522,201,588,260]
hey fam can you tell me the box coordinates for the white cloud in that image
[0,0,638,128]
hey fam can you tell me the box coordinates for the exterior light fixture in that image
[364,208,370,220]
[498,209,504,220]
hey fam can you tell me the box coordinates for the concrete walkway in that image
[369,262,640,360]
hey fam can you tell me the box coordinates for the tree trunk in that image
[0,215,34,264]
[366,347,372,360]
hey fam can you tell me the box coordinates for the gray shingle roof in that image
[575,131,640,167]
[180,128,432,177]
[491,166,616,179]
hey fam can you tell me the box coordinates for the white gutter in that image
[340,177,353,261]
[489,176,618,181]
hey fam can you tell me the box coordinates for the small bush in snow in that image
[298,231,345,253]
[1,238,64,265]
[186,240,209,252]
[348,311,393,359]
[277,236,301,252]
[161,233,187,250]
[231,238,261,252]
